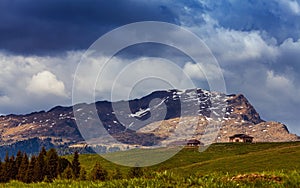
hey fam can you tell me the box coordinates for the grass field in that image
[2,142,300,187]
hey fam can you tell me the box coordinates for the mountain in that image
[0,88,298,157]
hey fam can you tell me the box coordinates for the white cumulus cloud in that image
[27,71,67,97]
[0,51,80,114]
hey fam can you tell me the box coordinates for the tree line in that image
[0,147,144,183]
[0,147,80,183]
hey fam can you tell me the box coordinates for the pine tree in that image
[45,148,59,182]
[25,155,36,183]
[61,164,73,179]
[71,151,80,179]
[17,153,29,182]
[40,146,47,156]
[90,163,108,181]
[40,146,47,174]
[57,157,70,178]
[15,150,23,171]
[8,155,17,180]
[0,158,3,183]
[33,148,47,182]
[2,152,10,182]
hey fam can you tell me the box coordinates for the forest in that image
[0,147,136,183]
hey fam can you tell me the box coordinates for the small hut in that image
[229,134,253,143]
[187,139,201,146]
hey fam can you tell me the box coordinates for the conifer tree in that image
[40,146,47,156]
[8,155,17,180]
[90,162,108,181]
[4,152,9,164]
[2,152,10,182]
[15,150,23,171]
[40,146,47,174]
[17,153,29,182]
[33,148,47,182]
[71,151,81,179]
[61,164,73,179]
[57,157,70,178]
[0,159,3,183]
[25,155,36,183]
[45,148,59,181]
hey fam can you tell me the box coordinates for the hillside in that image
[64,142,300,175]
[0,88,298,158]
[3,142,300,187]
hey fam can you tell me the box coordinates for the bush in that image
[71,151,80,179]
[79,167,87,181]
[111,168,122,180]
[128,166,143,178]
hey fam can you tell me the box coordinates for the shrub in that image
[128,166,144,178]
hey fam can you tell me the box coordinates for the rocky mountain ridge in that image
[0,88,298,157]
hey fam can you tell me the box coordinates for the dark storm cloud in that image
[0,0,178,54]
[1,0,300,134]
[198,0,300,43]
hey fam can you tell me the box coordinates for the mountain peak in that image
[0,88,298,157]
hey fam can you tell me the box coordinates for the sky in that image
[0,0,300,134]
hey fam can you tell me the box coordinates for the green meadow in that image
[2,142,300,187]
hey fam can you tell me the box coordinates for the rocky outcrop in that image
[138,117,298,145]
[218,121,298,142]
[226,94,263,124]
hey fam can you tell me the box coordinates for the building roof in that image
[229,134,253,139]
[187,139,201,144]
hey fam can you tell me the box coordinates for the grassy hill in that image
[63,142,300,174]
[3,142,300,187]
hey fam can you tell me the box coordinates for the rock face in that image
[226,94,262,124]
[141,118,298,145]
[0,88,298,156]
